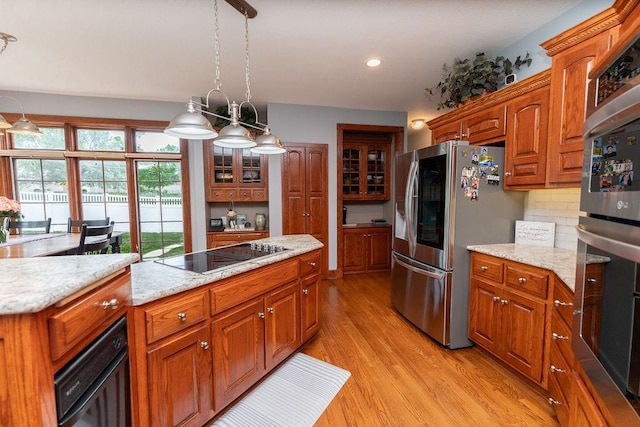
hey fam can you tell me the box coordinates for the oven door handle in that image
[576,224,640,262]
[392,253,444,280]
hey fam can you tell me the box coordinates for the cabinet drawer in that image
[299,250,321,276]
[470,253,504,283]
[551,311,572,360]
[252,189,266,200]
[462,105,507,145]
[506,263,548,298]
[211,259,298,314]
[237,189,253,200]
[49,273,131,361]
[209,189,237,201]
[145,290,208,344]
[552,281,574,328]
[548,342,573,425]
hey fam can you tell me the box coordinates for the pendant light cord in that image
[244,11,252,103]
[214,0,222,92]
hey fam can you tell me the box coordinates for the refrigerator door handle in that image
[393,253,444,280]
[576,224,640,263]
[405,159,419,257]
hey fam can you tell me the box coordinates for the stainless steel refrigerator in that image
[392,141,525,349]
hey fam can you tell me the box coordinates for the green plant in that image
[426,52,532,110]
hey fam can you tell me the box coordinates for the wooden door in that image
[501,291,546,383]
[571,377,607,427]
[462,104,507,145]
[300,273,321,341]
[546,31,612,186]
[212,298,265,410]
[468,278,501,355]
[147,324,214,427]
[282,143,328,276]
[431,121,462,144]
[368,227,391,271]
[504,86,550,188]
[264,281,301,370]
[343,229,367,273]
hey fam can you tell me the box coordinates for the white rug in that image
[212,353,351,427]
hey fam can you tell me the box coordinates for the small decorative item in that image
[226,201,237,229]
[255,213,266,230]
[0,196,22,244]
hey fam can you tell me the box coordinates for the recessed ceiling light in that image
[366,58,382,68]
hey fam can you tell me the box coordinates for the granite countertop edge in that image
[467,243,610,292]
[2,235,322,315]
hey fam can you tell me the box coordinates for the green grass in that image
[118,232,184,258]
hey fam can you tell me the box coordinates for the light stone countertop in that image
[130,234,322,306]
[2,235,322,315]
[1,253,140,315]
[466,243,610,292]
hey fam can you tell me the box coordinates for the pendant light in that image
[0,95,43,136]
[165,0,283,154]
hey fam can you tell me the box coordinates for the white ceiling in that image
[1,0,588,131]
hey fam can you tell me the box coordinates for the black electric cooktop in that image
[155,243,287,274]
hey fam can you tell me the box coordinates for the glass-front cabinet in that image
[342,142,390,200]
[204,141,268,202]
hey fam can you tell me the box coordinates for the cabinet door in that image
[571,376,607,427]
[282,147,307,235]
[364,143,390,200]
[431,121,462,144]
[342,145,363,199]
[546,31,612,186]
[212,298,265,410]
[147,324,214,427]
[468,278,501,355]
[504,86,550,188]
[343,230,367,272]
[501,291,546,383]
[301,273,321,341]
[368,227,391,271]
[462,105,507,145]
[264,281,301,370]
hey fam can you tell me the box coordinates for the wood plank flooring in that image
[302,272,559,426]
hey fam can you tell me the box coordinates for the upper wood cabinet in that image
[542,12,619,187]
[341,142,390,201]
[204,142,268,202]
[431,105,507,145]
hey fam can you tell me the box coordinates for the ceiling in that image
[1,0,589,132]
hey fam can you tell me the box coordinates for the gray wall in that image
[267,103,407,270]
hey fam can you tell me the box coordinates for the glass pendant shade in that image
[6,117,43,136]
[214,123,256,148]
[164,103,218,139]
[251,128,285,154]
[0,113,11,129]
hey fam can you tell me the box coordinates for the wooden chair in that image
[76,222,114,255]
[67,217,110,233]
[7,218,52,235]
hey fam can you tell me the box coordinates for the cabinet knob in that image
[309,262,316,267]
[177,312,187,321]
[302,289,309,295]
[480,266,488,271]
[547,397,561,406]
[505,172,512,177]
[501,299,508,305]
[550,365,566,374]
[552,332,569,341]
[553,300,573,307]
[200,341,209,350]
[258,312,265,319]
[267,307,274,314]
[493,296,501,302]
[518,277,526,284]
[587,278,597,284]
[101,298,119,310]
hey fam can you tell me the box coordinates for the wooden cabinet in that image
[542,17,617,187]
[0,267,131,426]
[571,376,607,426]
[343,225,391,274]
[431,104,507,145]
[282,143,328,275]
[468,252,548,385]
[204,142,268,202]
[503,85,550,189]
[147,323,214,427]
[432,120,464,144]
[342,142,390,201]
[206,231,269,248]
[300,250,322,341]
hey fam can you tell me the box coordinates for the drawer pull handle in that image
[493,296,501,302]
[552,332,569,340]
[550,365,566,374]
[547,397,561,406]
[518,277,526,284]
[177,312,187,321]
[267,307,274,314]
[101,298,119,310]
[302,289,309,295]
[587,278,597,284]
[258,312,265,319]
[200,341,209,350]
[480,266,488,271]
[310,262,317,267]
[554,300,573,307]
[501,299,508,305]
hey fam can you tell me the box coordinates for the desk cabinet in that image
[207,231,269,248]
[342,142,390,201]
[343,225,391,274]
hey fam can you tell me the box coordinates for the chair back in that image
[77,221,114,255]
[7,218,52,235]
[67,217,110,233]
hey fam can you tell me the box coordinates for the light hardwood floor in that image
[302,272,559,426]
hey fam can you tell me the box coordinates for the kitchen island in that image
[1,234,323,426]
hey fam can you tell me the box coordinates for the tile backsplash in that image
[523,188,583,251]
